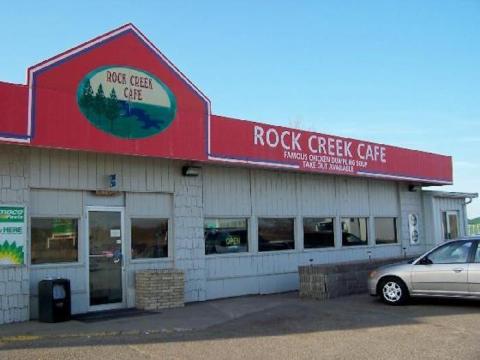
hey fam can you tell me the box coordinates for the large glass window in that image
[258,218,294,252]
[341,217,368,246]
[443,211,459,240]
[131,218,168,259]
[31,218,78,264]
[303,218,335,248]
[375,218,398,245]
[204,218,248,255]
[426,241,472,264]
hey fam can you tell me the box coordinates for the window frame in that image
[204,217,250,256]
[340,216,369,247]
[442,211,460,240]
[30,216,81,266]
[374,217,398,245]
[258,217,296,253]
[130,217,170,261]
[129,216,172,263]
[302,217,335,249]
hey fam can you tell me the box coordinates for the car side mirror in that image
[418,257,433,265]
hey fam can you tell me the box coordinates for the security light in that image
[182,166,201,177]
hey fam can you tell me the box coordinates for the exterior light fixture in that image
[408,184,420,192]
[182,166,201,177]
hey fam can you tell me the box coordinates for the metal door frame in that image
[85,206,126,312]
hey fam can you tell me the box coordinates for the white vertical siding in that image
[297,173,336,216]
[252,170,297,216]
[30,189,83,216]
[125,192,172,217]
[336,177,370,216]
[368,180,398,216]
[29,148,174,193]
[203,166,251,216]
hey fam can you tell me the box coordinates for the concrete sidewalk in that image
[0,292,299,341]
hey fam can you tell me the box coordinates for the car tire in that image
[379,277,409,305]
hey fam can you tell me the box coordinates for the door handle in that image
[453,268,464,273]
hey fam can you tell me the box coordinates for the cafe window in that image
[131,218,168,259]
[442,211,459,240]
[258,218,295,252]
[303,218,335,248]
[341,217,368,246]
[375,218,398,245]
[31,218,79,264]
[204,218,248,255]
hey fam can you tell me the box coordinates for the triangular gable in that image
[25,24,210,161]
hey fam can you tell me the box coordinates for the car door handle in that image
[453,268,464,273]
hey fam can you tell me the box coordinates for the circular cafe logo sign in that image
[77,66,177,139]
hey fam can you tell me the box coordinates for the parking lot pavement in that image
[1,293,480,360]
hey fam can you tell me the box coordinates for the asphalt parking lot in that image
[1,292,480,360]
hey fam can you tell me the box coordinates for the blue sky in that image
[1,1,479,217]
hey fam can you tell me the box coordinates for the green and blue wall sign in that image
[77,66,177,139]
[0,206,25,265]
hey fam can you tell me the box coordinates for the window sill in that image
[30,262,83,269]
[258,249,297,255]
[129,257,173,264]
[303,247,337,252]
[374,243,401,247]
[206,252,253,259]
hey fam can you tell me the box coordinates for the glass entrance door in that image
[87,208,125,310]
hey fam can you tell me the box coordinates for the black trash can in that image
[38,278,71,323]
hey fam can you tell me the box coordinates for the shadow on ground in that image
[1,293,480,351]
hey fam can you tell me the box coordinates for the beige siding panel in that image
[67,152,80,189]
[203,166,251,216]
[86,152,98,189]
[39,149,51,187]
[50,150,69,188]
[126,192,172,217]
[336,177,370,216]
[253,169,297,216]
[29,149,41,188]
[297,173,336,216]
[146,158,156,191]
[83,191,125,207]
[130,157,147,192]
[95,153,106,189]
[28,148,175,193]
[30,189,83,216]
[121,155,133,191]
[368,180,398,216]
[77,152,89,189]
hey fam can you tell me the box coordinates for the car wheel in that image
[379,277,409,305]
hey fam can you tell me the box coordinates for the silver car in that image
[368,237,480,305]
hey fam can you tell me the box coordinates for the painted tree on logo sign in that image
[79,80,94,109]
[106,88,120,130]
[94,84,106,115]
